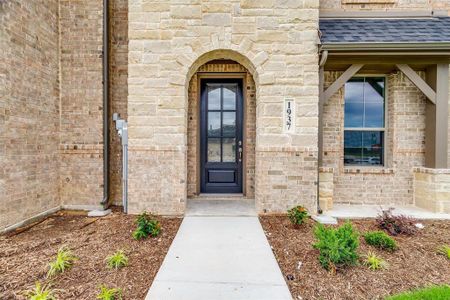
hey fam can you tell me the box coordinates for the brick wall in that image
[322,71,427,206]
[0,0,60,228]
[59,0,104,208]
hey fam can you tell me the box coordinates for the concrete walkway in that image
[146,200,292,300]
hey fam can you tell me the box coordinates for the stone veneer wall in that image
[187,61,256,198]
[109,0,128,205]
[0,1,61,229]
[59,0,104,208]
[319,167,334,211]
[322,71,427,206]
[128,0,320,214]
[414,167,450,213]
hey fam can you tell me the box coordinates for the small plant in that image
[386,285,450,300]
[376,208,418,236]
[132,212,161,240]
[97,285,122,300]
[363,252,387,271]
[364,231,397,251]
[437,245,450,260]
[287,205,308,226]
[106,250,128,269]
[313,222,359,272]
[47,246,77,278]
[25,282,56,300]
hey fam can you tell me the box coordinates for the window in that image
[344,77,385,166]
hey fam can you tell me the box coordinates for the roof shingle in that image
[319,18,450,44]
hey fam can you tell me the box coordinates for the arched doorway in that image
[187,60,256,198]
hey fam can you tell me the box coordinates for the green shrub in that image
[437,245,450,260]
[364,231,397,251]
[313,222,359,271]
[287,205,308,226]
[25,282,56,300]
[363,252,387,271]
[47,246,77,278]
[385,285,450,300]
[132,212,161,240]
[106,250,128,269]
[97,285,122,300]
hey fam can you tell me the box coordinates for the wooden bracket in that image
[396,64,436,104]
[323,64,364,104]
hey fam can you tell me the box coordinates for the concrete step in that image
[186,199,256,217]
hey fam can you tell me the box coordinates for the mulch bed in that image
[260,216,450,300]
[0,208,182,299]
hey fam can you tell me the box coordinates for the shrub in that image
[132,212,161,240]
[376,208,418,236]
[106,250,128,269]
[287,205,308,226]
[97,285,122,300]
[313,222,359,272]
[47,246,77,278]
[437,245,450,260]
[363,252,387,271]
[364,231,397,251]
[25,282,56,300]
[385,285,450,300]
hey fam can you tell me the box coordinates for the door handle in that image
[238,141,242,162]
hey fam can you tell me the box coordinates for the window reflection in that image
[344,77,385,166]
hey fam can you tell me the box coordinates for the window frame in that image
[343,75,388,168]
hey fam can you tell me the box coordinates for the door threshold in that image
[190,193,246,200]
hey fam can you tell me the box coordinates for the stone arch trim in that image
[184,49,260,88]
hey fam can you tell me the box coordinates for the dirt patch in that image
[0,208,182,299]
[260,216,450,300]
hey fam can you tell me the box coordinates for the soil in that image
[0,208,182,299]
[260,216,450,300]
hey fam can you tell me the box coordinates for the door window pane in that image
[222,138,236,162]
[208,112,221,137]
[223,85,236,110]
[207,85,221,110]
[207,138,221,162]
[222,112,236,137]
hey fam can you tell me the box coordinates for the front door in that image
[200,78,243,193]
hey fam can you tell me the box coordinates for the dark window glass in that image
[222,138,236,162]
[207,85,221,110]
[207,138,221,162]
[344,77,385,166]
[222,112,236,137]
[344,131,383,166]
[207,112,221,137]
[223,85,237,110]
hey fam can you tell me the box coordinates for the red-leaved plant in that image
[376,208,418,236]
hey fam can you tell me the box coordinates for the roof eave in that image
[321,42,450,52]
